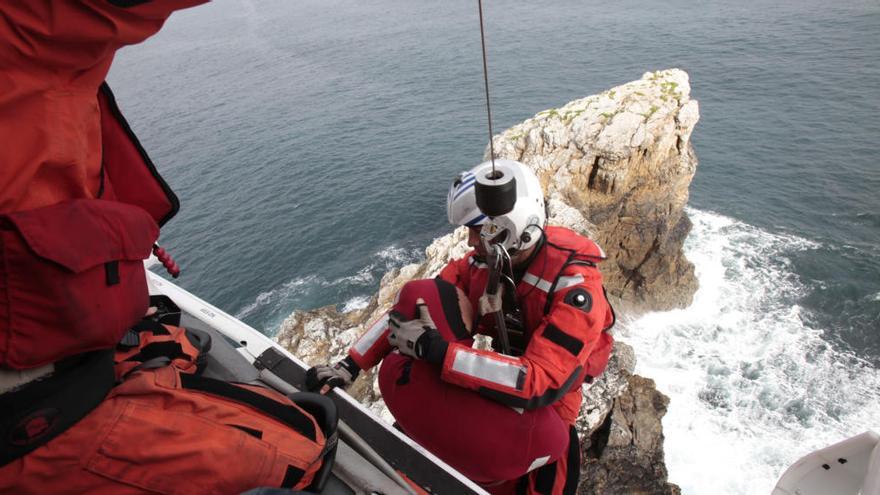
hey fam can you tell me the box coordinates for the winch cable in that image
[477,0,496,174]
[476,0,514,355]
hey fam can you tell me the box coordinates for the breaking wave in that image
[234,275,320,321]
[341,296,371,313]
[622,208,880,494]
[234,244,423,329]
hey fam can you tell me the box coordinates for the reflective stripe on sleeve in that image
[522,272,552,292]
[555,275,584,291]
[528,455,551,472]
[353,313,389,355]
[451,348,526,390]
[523,273,585,293]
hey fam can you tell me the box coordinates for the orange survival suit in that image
[0,2,330,492]
[348,226,616,495]
[0,0,204,368]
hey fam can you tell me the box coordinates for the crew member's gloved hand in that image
[478,285,504,316]
[305,356,360,393]
[388,298,448,365]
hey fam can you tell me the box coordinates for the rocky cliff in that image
[276,69,699,493]
[489,68,699,311]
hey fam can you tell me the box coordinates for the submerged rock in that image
[276,69,698,493]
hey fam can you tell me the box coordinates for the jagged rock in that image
[490,68,699,311]
[580,374,680,495]
[577,341,636,436]
[276,70,699,493]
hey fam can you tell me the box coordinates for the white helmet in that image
[447,159,546,252]
[447,169,487,227]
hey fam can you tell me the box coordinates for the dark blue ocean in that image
[108,0,879,492]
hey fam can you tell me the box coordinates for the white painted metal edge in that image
[145,271,488,494]
[772,430,880,495]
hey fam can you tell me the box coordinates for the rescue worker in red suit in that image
[308,160,616,495]
[1,2,328,493]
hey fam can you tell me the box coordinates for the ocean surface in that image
[108,0,880,493]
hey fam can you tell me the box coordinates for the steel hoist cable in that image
[477,0,497,175]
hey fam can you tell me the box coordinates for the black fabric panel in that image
[179,374,316,441]
[396,359,413,385]
[123,341,184,363]
[423,332,449,365]
[602,286,617,331]
[434,278,470,339]
[0,351,114,466]
[478,366,583,410]
[535,461,557,494]
[516,475,530,495]
[542,324,584,357]
[229,424,263,439]
[280,465,305,488]
[563,426,581,495]
[105,261,120,286]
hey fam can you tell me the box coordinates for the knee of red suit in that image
[393,278,474,344]
[381,279,569,484]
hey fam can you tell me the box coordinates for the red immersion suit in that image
[349,227,616,494]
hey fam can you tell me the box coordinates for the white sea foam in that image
[328,245,423,287]
[375,244,423,268]
[330,265,375,286]
[341,296,370,313]
[622,208,880,494]
[235,275,319,320]
[237,244,423,324]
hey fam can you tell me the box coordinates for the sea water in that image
[108,0,879,492]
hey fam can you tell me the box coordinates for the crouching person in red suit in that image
[307,160,616,495]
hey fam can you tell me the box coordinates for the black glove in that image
[388,298,448,365]
[305,356,361,393]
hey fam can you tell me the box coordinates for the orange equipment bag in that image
[113,318,210,381]
[1,317,337,494]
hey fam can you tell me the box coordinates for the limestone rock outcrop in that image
[580,375,680,495]
[489,68,699,311]
[275,69,698,493]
